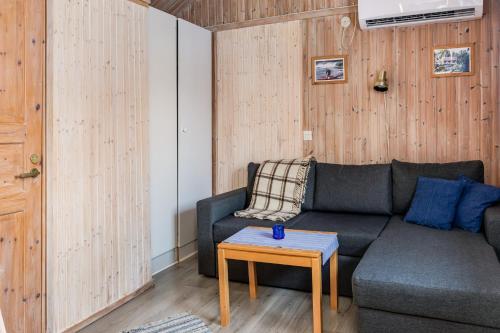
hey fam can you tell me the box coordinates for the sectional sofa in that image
[197,160,500,332]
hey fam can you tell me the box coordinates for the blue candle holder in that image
[272,224,285,240]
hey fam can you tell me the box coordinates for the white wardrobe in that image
[148,9,212,274]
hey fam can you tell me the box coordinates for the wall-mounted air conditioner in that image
[358,0,483,30]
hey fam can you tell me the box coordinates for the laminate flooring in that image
[79,256,358,333]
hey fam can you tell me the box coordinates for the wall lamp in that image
[374,70,389,92]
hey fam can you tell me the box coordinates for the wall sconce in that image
[374,70,388,92]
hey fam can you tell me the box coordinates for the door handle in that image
[15,168,41,179]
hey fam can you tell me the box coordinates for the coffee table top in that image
[220,227,338,265]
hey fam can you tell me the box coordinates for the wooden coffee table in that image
[217,227,338,333]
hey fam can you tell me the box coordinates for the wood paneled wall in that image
[215,21,304,193]
[165,0,355,29]
[303,1,499,185]
[214,0,500,193]
[46,0,151,331]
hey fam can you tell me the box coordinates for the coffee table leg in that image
[311,257,322,333]
[218,249,230,326]
[248,261,258,299]
[330,250,338,312]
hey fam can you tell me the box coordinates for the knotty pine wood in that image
[303,0,499,185]
[150,0,185,13]
[0,0,45,332]
[214,21,304,193]
[46,0,151,331]
[152,0,356,29]
[214,0,500,193]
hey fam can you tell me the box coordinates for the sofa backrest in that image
[391,159,484,215]
[313,163,393,215]
[247,159,485,216]
[246,160,317,211]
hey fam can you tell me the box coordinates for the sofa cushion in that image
[404,177,465,230]
[392,160,484,215]
[353,216,500,329]
[213,214,304,243]
[213,212,389,258]
[247,161,316,211]
[289,212,390,257]
[455,177,500,233]
[313,163,392,215]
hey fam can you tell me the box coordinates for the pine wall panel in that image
[46,0,151,331]
[214,0,500,193]
[214,21,304,193]
[152,0,356,29]
[302,0,499,184]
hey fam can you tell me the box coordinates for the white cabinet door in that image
[148,8,178,272]
[178,19,212,257]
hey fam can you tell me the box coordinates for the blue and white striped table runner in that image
[223,227,339,265]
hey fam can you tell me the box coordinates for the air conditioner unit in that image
[358,0,483,30]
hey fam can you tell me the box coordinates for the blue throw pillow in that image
[404,177,465,230]
[454,176,500,233]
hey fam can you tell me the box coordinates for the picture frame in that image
[431,43,474,78]
[312,55,348,84]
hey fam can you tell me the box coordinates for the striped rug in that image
[122,313,212,333]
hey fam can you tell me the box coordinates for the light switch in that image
[303,131,313,141]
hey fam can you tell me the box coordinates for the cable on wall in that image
[341,11,357,52]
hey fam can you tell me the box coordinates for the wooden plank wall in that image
[172,0,355,28]
[215,21,304,193]
[214,0,500,193]
[303,0,499,185]
[46,0,151,331]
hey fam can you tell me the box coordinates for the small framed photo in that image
[312,55,348,84]
[431,44,474,78]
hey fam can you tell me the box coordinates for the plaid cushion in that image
[234,157,313,222]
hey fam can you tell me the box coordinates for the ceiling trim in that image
[206,5,356,32]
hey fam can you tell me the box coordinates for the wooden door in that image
[0,0,44,332]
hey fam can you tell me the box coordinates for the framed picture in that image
[312,55,348,84]
[431,44,474,78]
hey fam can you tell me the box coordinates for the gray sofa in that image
[197,160,500,332]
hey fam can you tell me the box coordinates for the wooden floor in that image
[79,256,358,333]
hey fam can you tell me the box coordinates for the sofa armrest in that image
[484,202,500,255]
[197,187,247,276]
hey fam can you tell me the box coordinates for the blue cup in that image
[272,224,285,240]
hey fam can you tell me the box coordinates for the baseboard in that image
[152,248,178,275]
[179,250,198,262]
[62,281,154,333]
[179,240,197,261]
[152,242,198,276]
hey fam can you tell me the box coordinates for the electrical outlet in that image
[303,131,313,141]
